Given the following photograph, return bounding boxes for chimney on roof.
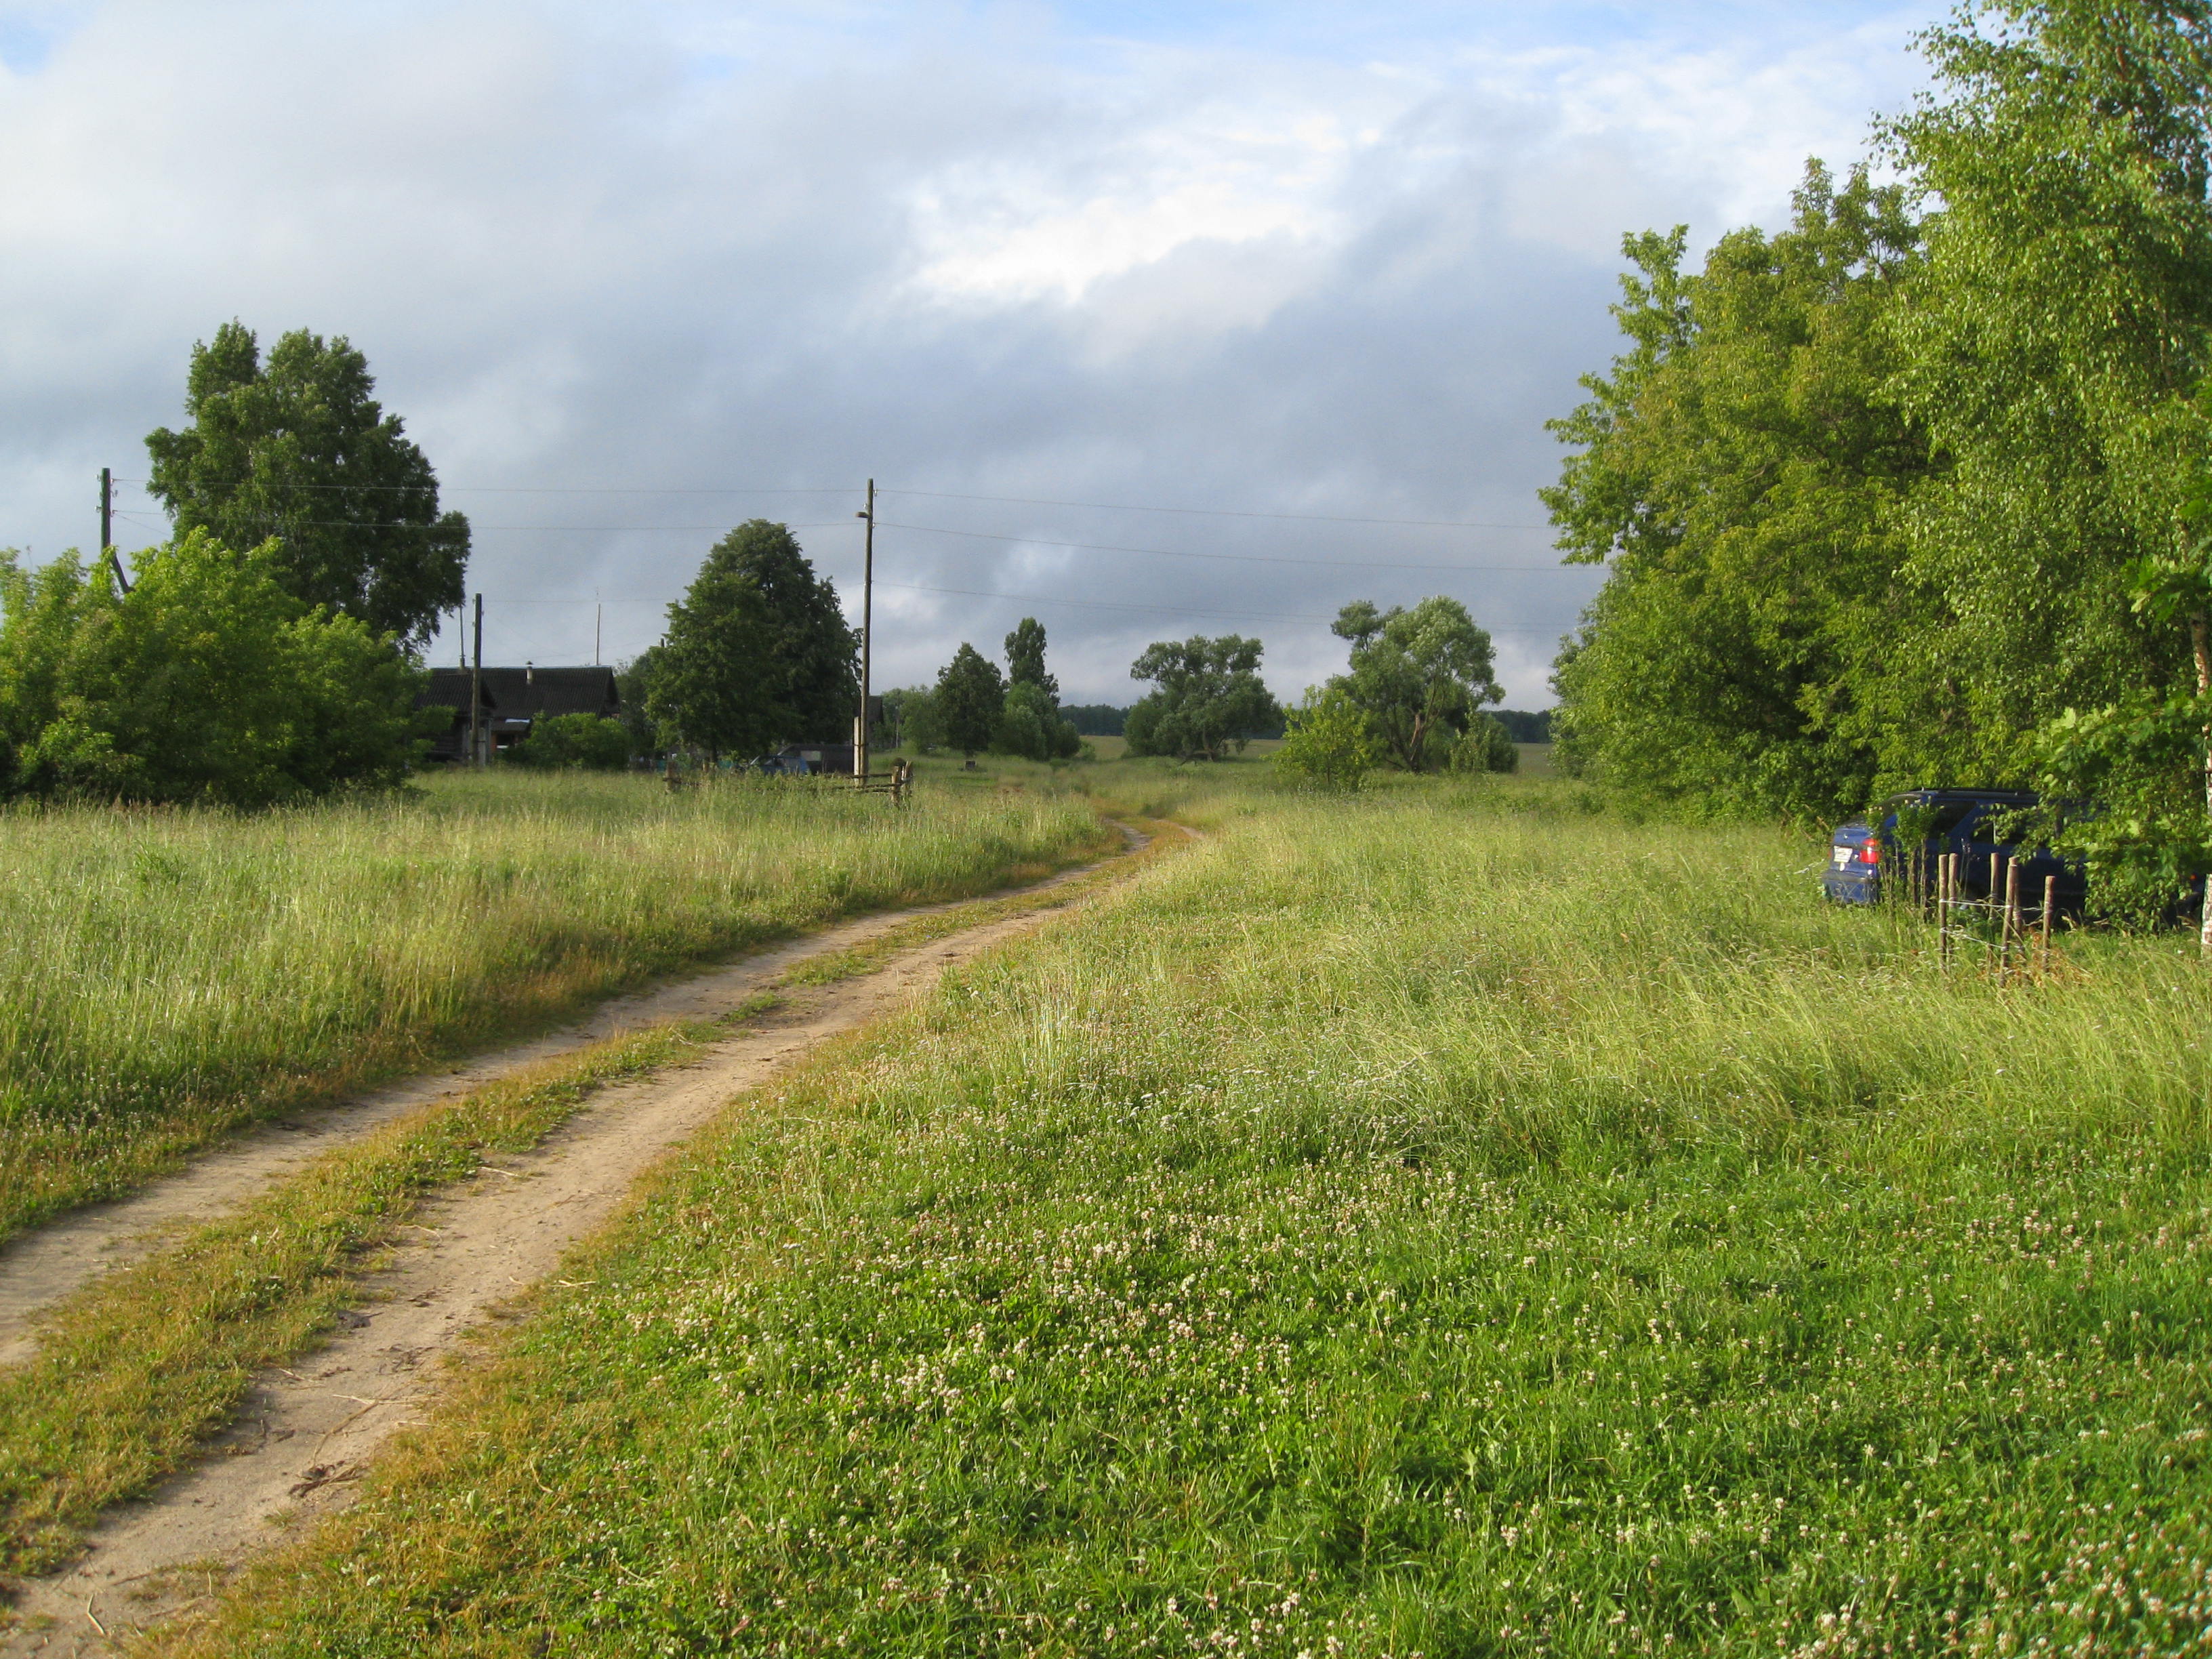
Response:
[526,661,534,686]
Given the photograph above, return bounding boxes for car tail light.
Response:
[1859,842,1881,864]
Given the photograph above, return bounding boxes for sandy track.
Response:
[0,834,1151,1656]
[0,847,1130,1368]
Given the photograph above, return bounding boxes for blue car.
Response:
[1823,789,2083,909]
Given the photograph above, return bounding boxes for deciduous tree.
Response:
[936,644,1004,756]
[1329,596,1502,773]
[1124,635,1277,761]
[146,323,469,649]
[1543,165,1926,818]
[1873,0,2212,790]
[1274,684,1376,791]
[647,522,857,760]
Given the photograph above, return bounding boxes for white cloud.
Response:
[0,0,1948,705]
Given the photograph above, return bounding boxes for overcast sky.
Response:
[0,0,1948,706]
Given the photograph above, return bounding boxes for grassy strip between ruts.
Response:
[0,1017,714,1575]
[0,817,1164,1578]
[152,780,2212,1659]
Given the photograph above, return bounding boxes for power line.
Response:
[108,478,855,497]
[121,515,857,533]
[110,475,1554,530]
[115,505,1577,575]
[880,487,1553,531]
[876,519,1579,573]
[874,578,1558,632]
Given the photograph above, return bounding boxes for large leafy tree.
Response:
[615,646,668,760]
[145,323,469,649]
[1543,164,1929,819]
[935,644,1005,756]
[0,532,428,806]
[1123,635,1278,762]
[994,618,1080,760]
[1004,617,1059,701]
[1329,596,1504,774]
[1872,0,2212,793]
[647,522,857,759]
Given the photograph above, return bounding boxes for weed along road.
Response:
[0,821,1178,1658]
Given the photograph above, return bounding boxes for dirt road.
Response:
[0,832,1154,1656]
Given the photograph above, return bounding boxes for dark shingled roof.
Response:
[423,667,619,720]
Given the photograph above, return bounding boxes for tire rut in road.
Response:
[0,882,1139,1657]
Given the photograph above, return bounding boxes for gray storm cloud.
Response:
[0,1,1942,704]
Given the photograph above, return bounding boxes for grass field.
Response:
[0,769,1111,1240]
[166,775,2212,1656]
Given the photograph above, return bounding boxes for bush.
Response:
[515,714,632,771]
[1273,685,1376,792]
[0,532,429,806]
[1448,712,1519,775]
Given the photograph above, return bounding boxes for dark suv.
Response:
[1823,789,2083,909]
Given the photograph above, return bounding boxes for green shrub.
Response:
[0,532,428,806]
[1274,683,1376,791]
[1447,710,1519,774]
[514,713,631,771]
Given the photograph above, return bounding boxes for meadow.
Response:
[168,773,2212,1656]
[0,769,1110,1237]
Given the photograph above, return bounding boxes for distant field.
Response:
[0,771,1110,1239]
[176,775,2212,1657]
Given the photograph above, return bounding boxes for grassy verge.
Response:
[0,769,1111,1239]
[164,779,2212,1657]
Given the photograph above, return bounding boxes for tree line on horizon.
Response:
[1546,0,2212,921]
[0,316,1543,800]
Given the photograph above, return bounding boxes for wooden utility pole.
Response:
[98,467,130,594]
[855,478,875,781]
[470,593,484,766]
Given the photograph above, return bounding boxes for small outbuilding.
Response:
[422,665,620,763]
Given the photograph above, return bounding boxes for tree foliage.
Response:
[991,619,1080,760]
[647,523,857,760]
[1274,684,1376,792]
[1004,617,1058,702]
[1328,596,1503,774]
[1548,0,2212,904]
[935,645,1005,756]
[1543,165,1927,818]
[145,323,469,650]
[516,713,632,771]
[1874,0,2212,788]
[880,686,946,754]
[1124,636,1279,762]
[1449,713,1520,775]
[0,533,428,806]
[615,647,668,759]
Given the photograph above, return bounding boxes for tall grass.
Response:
[0,769,1109,1237]
[169,781,2212,1656]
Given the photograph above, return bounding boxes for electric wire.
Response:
[874,519,1576,573]
[880,486,1553,531]
[110,476,1555,529]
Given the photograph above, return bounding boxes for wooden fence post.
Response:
[2003,858,2022,981]
[1940,853,1954,970]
